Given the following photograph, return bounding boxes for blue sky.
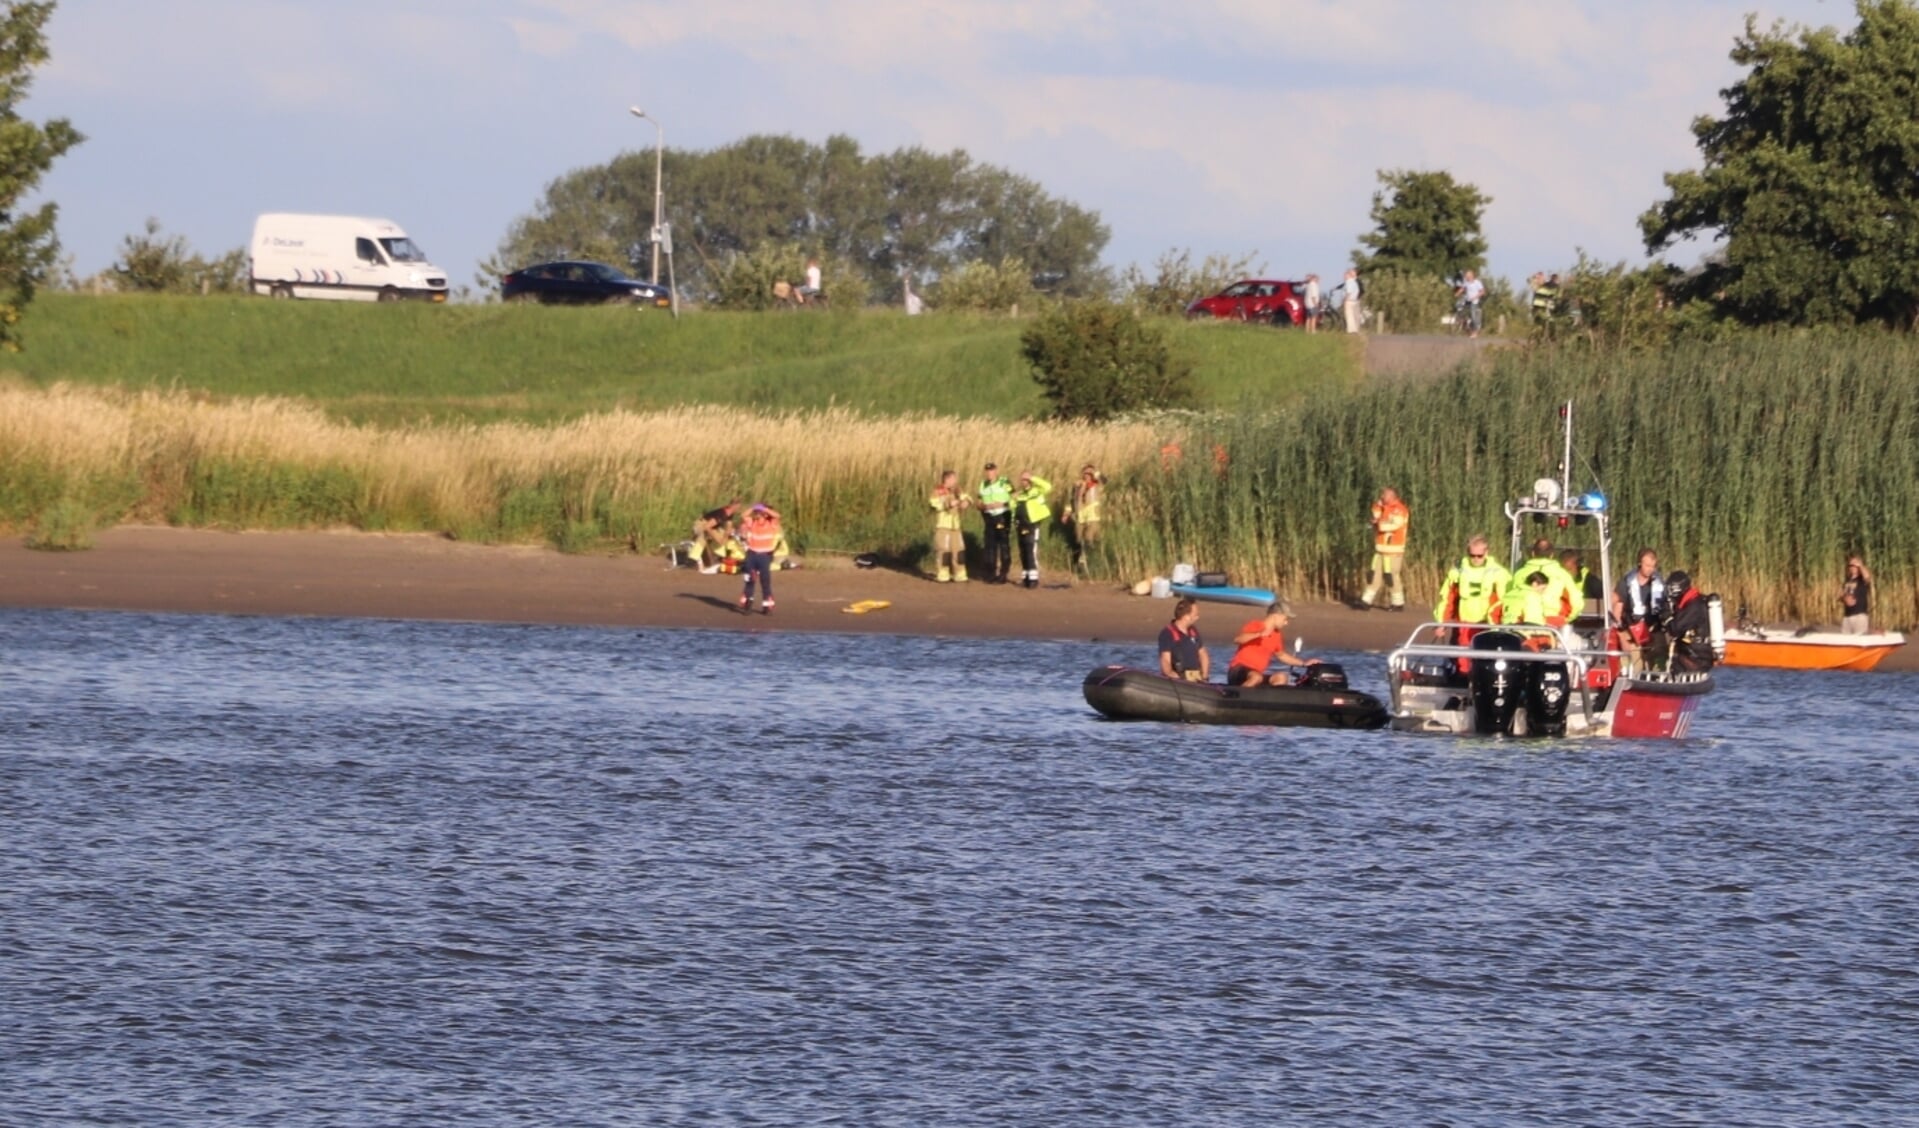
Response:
[32,0,1853,295]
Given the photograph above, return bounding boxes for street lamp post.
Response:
[629,107,664,285]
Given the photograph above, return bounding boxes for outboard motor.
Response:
[1469,631,1526,735]
[1298,663,1348,690]
[1525,661,1572,737]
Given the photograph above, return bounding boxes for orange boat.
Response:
[1720,628,1907,672]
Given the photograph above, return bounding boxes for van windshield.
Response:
[380,237,427,263]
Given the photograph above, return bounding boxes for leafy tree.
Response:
[1021,302,1196,422]
[931,255,1036,314]
[1352,169,1489,281]
[111,218,247,294]
[1118,248,1263,316]
[487,135,1110,305]
[0,2,82,350]
[708,241,869,311]
[1641,1,1919,327]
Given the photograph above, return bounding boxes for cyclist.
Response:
[1453,269,1486,338]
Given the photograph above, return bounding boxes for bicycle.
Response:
[1452,295,1482,337]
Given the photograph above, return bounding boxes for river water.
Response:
[4,608,1917,1126]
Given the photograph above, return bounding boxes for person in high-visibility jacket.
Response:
[1360,486,1409,610]
[975,462,1013,584]
[1062,463,1104,573]
[929,470,971,583]
[737,503,783,615]
[1499,568,1556,627]
[1011,470,1053,589]
[1433,534,1510,644]
[1499,538,1577,627]
[1531,273,1561,323]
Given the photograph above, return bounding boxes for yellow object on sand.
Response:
[842,600,892,615]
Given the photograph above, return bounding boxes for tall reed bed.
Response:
[0,383,1177,570]
[1148,334,1918,627]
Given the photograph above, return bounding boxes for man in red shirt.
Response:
[1227,600,1320,687]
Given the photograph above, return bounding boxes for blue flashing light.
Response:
[1581,491,1607,512]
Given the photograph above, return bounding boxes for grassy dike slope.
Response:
[0,292,1357,584]
[4,294,1360,424]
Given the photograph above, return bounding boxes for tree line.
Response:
[14,1,1919,344]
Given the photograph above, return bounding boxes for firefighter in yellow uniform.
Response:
[1360,486,1409,610]
[1433,534,1510,643]
[929,469,971,582]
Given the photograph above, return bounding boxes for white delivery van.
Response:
[249,214,449,302]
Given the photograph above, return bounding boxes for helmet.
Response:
[1666,570,1692,601]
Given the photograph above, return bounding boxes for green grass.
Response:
[2,294,1361,424]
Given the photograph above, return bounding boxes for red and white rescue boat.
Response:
[1384,401,1721,739]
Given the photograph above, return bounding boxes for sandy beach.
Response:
[3,525,1911,672]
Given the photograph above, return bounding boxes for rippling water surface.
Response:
[4,608,1918,1126]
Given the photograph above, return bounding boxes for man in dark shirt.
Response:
[695,499,740,572]
[1157,597,1209,681]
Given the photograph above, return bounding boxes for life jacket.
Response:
[1437,557,1510,624]
[1495,583,1552,626]
[743,516,781,554]
[1371,498,1409,554]
[1509,556,1575,626]
[1621,572,1666,625]
[1013,477,1053,526]
[930,486,966,530]
[1532,283,1560,315]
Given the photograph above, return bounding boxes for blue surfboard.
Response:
[1170,582,1277,607]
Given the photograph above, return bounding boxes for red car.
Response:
[1185,279,1310,325]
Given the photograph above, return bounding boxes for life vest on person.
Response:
[1532,282,1560,316]
[1620,572,1666,625]
[743,517,781,553]
[1371,498,1409,555]
[1013,477,1053,526]
[1493,582,1552,626]
[1435,557,1511,624]
[977,477,1012,516]
[1073,479,1103,524]
[930,486,966,530]
[1509,556,1575,626]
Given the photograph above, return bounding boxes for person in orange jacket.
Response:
[737,503,783,615]
[1360,486,1409,610]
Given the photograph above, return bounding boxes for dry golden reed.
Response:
[0,383,1175,547]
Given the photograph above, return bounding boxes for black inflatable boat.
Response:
[1082,664,1389,729]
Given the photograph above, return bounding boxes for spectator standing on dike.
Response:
[1341,268,1363,333]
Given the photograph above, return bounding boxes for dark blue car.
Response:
[501,261,672,307]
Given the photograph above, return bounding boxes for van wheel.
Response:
[270,285,292,300]
[377,288,401,303]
